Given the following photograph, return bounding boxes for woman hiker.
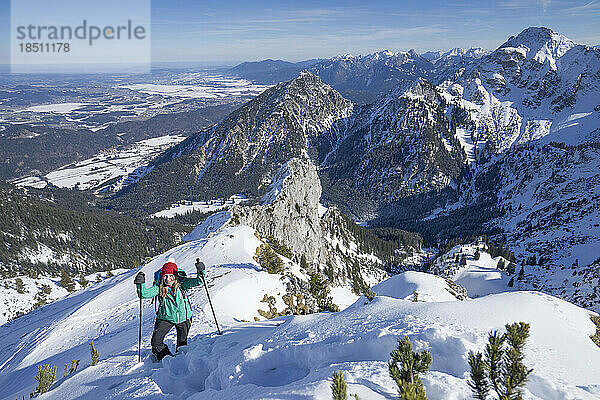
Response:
[134,257,206,361]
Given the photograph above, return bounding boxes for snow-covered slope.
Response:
[430,242,516,298]
[0,270,126,325]
[0,220,600,400]
[1,223,599,400]
[13,135,185,192]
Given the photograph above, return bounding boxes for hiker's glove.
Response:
[134,272,145,285]
[195,259,206,277]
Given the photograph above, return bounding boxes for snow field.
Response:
[1,225,599,399]
[153,195,248,219]
[0,269,126,325]
[131,289,600,399]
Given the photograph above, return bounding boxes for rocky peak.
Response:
[498,27,576,68]
[232,157,324,262]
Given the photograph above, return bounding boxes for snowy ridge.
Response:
[1,225,598,400]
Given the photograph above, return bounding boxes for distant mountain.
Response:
[308,50,435,104]
[420,50,442,61]
[430,47,490,83]
[422,47,488,65]
[228,59,323,85]
[230,50,435,104]
[440,47,488,60]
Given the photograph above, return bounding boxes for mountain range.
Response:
[108,26,600,311]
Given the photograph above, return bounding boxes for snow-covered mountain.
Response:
[229,49,435,104]
[109,72,354,216]
[308,49,435,104]
[446,27,600,146]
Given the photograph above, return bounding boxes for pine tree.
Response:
[300,254,309,270]
[468,322,532,400]
[331,371,347,400]
[497,259,505,271]
[89,341,100,366]
[34,364,57,395]
[388,337,432,400]
[79,274,88,288]
[60,270,75,293]
[255,244,284,274]
[507,262,516,275]
[474,249,481,261]
[15,277,26,294]
[308,271,339,312]
[460,254,467,266]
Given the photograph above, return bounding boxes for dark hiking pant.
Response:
[151,318,191,360]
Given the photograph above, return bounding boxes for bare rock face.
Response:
[232,157,324,262]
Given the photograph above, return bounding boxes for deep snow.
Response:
[0,225,599,400]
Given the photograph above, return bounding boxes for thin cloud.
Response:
[499,0,552,10]
[564,0,600,14]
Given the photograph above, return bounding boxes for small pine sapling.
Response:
[60,270,75,293]
[15,278,26,294]
[590,315,600,348]
[468,322,533,400]
[257,294,280,319]
[331,371,347,400]
[388,336,432,400]
[467,352,489,400]
[89,341,100,366]
[69,359,79,374]
[412,291,419,302]
[363,286,376,302]
[34,364,56,395]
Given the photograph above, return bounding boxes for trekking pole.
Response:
[196,258,222,335]
[138,295,142,362]
[134,271,146,362]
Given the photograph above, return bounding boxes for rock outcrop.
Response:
[232,157,324,262]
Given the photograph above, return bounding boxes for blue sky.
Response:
[2,0,599,66]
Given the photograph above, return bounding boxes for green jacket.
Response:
[137,276,203,324]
